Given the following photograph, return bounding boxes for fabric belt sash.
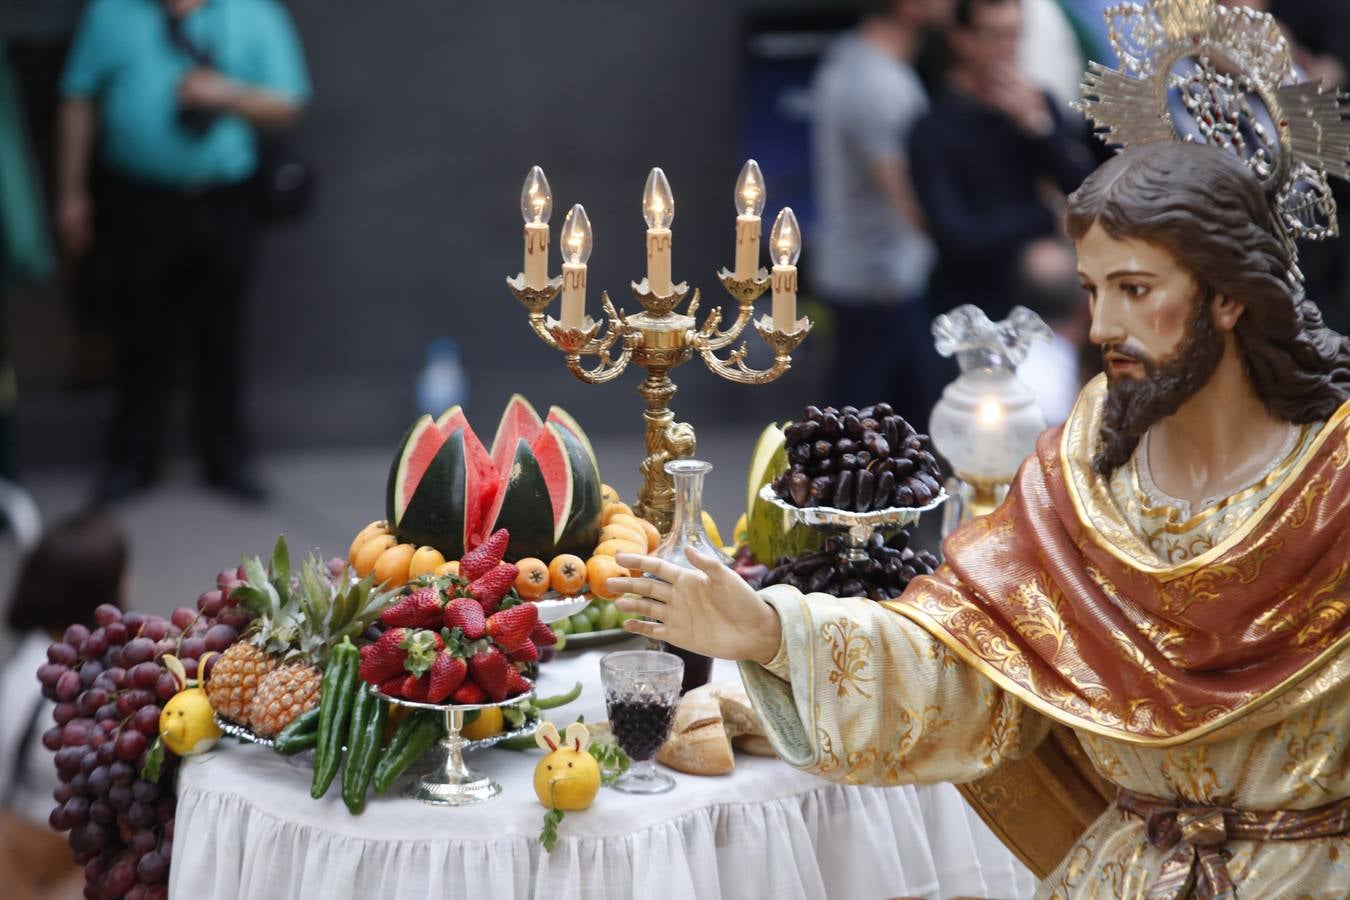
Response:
[1115,788,1350,899]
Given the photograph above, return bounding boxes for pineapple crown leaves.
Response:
[231,535,401,666]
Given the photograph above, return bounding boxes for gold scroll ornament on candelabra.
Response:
[507,163,811,532]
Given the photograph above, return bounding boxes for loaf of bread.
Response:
[655,682,775,775]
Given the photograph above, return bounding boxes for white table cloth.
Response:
[172,639,1037,899]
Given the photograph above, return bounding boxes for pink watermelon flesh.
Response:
[545,406,596,464]
[490,394,543,477]
[393,416,449,525]
[436,405,467,435]
[529,423,576,544]
[460,424,499,551]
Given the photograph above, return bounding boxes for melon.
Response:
[745,422,826,564]
[387,398,603,562]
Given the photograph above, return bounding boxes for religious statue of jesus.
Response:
[607,4,1350,893]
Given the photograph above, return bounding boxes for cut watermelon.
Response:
[388,398,604,562]
[386,416,449,526]
[397,429,469,557]
[479,437,555,560]
[489,394,543,477]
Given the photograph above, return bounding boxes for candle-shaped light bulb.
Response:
[734,159,766,217]
[770,207,802,267]
[560,204,592,266]
[558,203,591,330]
[769,207,801,331]
[642,167,675,229]
[520,165,553,225]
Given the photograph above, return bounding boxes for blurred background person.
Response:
[910,0,1095,323]
[0,509,127,900]
[57,0,310,505]
[810,0,950,431]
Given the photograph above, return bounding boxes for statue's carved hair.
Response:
[1065,141,1350,426]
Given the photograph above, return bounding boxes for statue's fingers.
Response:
[615,553,688,585]
[615,596,665,622]
[684,544,726,577]
[621,617,663,640]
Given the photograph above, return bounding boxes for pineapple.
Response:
[207,536,398,735]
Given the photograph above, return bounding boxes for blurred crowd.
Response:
[810,0,1350,431]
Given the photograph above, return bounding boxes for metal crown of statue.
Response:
[1078,0,1350,268]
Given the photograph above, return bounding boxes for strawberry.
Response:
[468,647,511,702]
[402,672,430,702]
[359,641,407,685]
[468,563,518,613]
[531,619,557,647]
[376,674,406,698]
[399,629,445,676]
[450,680,486,705]
[426,652,467,704]
[508,639,538,663]
[460,529,509,581]
[504,666,533,698]
[486,603,538,651]
[443,597,486,640]
[380,587,444,629]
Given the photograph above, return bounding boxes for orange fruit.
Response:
[601,502,634,525]
[514,558,550,599]
[374,543,416,588]
[548,554,587,596]
[349,520,389,565]
[408,546,446,580]
[593,538,645,559]
[601,483,622,506]
[586,555,628,601]
[353,534,398,577]
[599,523,647,549]
[434,560,461,577]
[634,518,661,551]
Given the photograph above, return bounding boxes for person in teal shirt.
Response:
[57,0,310,503]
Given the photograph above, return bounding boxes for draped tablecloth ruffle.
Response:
[170,650,1036,900]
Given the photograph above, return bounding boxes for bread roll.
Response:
[656,688,734,775]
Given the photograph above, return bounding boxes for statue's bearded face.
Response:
[1076,224,1227,470]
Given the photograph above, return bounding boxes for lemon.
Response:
[534,747,601,811]
[159,687,222,756]
[701,511,724,550]
[461,707,504,741]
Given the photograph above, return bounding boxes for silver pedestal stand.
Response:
[757,483,948,561]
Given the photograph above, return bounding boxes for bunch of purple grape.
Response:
[35,566,255,900]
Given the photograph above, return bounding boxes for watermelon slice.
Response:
[489,394,543,477]
[549,423,602,556]
[396,429,469,557]
[459,426,499,551]
[545,406,596,464]
[436,404,467,435]
[386,416,449,526]
[479,437,555,560]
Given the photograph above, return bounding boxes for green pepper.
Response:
[373,712,442,795]
[342,691,388,814]
[497,732,542,752]
[311,637,359,799]
[273,707,321,755]
[535,681,582,710]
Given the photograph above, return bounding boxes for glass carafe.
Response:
[650,459,731,694]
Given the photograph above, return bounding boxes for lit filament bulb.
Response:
[642,167,675,229]
[560,204,593,266]
[520,165,553,225]
[734,159,766,217]
[770,207,801,267]
[976,396,1005,428]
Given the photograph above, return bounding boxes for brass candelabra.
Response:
[506,270,810,531]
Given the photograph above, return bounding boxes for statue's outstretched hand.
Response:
[610,548,782,665]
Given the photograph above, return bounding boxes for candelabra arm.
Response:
[526,313,562,350]
[565,331,638,384]
[693,298,755,351]
[693,314,812,386]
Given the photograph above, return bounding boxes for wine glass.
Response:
[600,650,683,794]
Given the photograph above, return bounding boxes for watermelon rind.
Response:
[396,429,470,558]
[545,406,596,465]
[551,423,602,557]
[435,404,466,434]
[387,415,448,526]
[489,394,543,477]
[529,423,575,546]
[385,419,419,527]
[483,437,555,561]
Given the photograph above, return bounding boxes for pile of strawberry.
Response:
[357,530,556,704]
